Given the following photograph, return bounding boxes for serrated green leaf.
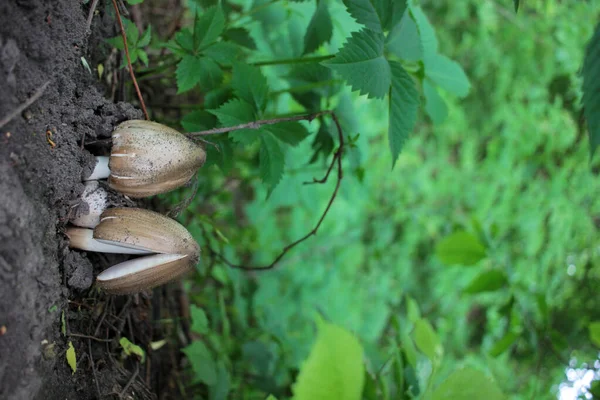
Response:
[430,368,504,400]
[323,29,391,99]
[190,305,209,334]
[414,319,442,363]
[489,332,519,357]
[292,321,364,400]
[209,99,260,145]
[304,0,333,54]
[260,134,285,194]
[203,42,241,66]
[386,9,422,61]
[197,57,223,91]
[583,23,600,157]
[435,231,487,266]
[463,270,508,294]
[66,341,76,374]
[194,5,226,51]
[223,28,257,50]
[183,340,217,385]
[138,26,152,47]
[209,361,231,400]
[409,5,437,61]
[120,337,146,363]
[343,0,406,33]
[426,54,470,98]
[175,29,194,52]
[182,110,217,132]
[589,321,600,347]
[176,55,203,93]
[232,63,269,113]
[388,61,419,167]
[125,18,139,45]
[265,121,310,146]
[423,80,448,124]
[138,50,148,66]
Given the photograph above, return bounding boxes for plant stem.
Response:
[251,54,335,67]
[270,79,342,96]
[111,0,149,120]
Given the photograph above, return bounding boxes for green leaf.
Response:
[126,0,144,4]
[137,50,149,66]
[513,0,519,12]
[182,341,217,385]
[425,54,471,98]
[174,29,194,53]
[343,0,406,33]
[209,99,260,145]
[423,80,448,124]
[176,55,203,93]
[435,231,487,266]
[124,18,139,45]
[138,26,152,47]
[463,270,508,294]
[589,321,600,347]
[66,341,77,375]
[400,329,418,368]
[197,57,223,91]
[182,110,217,132]
[232,63,269,113]
[388,61,419,167]
[190,305,209,334]
[265,121,310,146]
[292,321,365,400]
[260,134,285,194]
[386,10,422,62]
[223,28,257,50]
[409,5,437,61]
[414,319,442,363]
[429,368,504,400]
[203,42,241,66]
[583,23,600,156]
[120,337,146,363]
[406,295,421,323]
[323,29,391,99]
[304,0,333,54]
[489,332,519,357]
[209,361,231,400]
[194,5,226,51]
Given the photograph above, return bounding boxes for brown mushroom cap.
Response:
[109,120,206,198]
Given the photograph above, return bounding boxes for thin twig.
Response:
[0,81,50,129]
[110,0,149,120]
[88,339,102,399]
[85,0,100,33]
[120,362,140,398]
[69,332,114,343]
[194,111,344,271]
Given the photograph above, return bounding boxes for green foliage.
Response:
[304,0,333,54]
[463,269,508,294]
[429,368,504,400]
[435,231,487,266]
[66,341,76,375]
[583,22,600,156]
[292,320,365,400]
[182,340,218,385]
[589,322,600,347]
[106,19,151,66]
[119,337,146,363]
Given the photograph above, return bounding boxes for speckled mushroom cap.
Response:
[93,207,201,294]
[108,120,206,198]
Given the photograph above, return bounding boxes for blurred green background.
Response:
[152,0,600,398]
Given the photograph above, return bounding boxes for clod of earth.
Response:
[67,207,201,295]
[69,180,108,228]
[86,120,206,198]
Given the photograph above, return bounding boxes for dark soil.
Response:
[0,1,178,399]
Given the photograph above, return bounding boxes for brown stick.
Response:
[110,0,149,120]
[193,111,345,271]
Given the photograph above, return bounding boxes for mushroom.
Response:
[66,207,200,294]
[86,120,206,198]
[70,181,108,228]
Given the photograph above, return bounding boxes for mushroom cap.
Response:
[92,207,201,294]
[108,120,206,198]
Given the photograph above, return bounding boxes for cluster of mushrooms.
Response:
[66,120,206,295]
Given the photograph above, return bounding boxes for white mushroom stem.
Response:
[66,227,153,254]
[86,156,110,180]
[97,253,187,282]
